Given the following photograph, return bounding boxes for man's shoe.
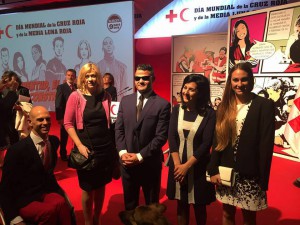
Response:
[61,155,68,161]
[293,177,300,188]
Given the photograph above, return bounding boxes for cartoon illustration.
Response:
[209,47,227,84]
[176,47,194,73]
[229,20,258,69]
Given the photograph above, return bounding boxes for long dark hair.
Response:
[180,74,212,116]
[13,52,28,80]
[231,20,251,48]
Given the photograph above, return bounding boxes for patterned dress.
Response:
[216,101,267,211]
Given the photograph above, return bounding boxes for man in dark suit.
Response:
[115,64,171,210]
[55,69,76,161]
[0,106,71,225]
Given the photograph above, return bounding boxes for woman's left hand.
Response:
[77,144,90,158]
[174,163,189,183]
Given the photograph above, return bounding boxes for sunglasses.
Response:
[134,76,151,81]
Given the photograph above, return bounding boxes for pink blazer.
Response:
[64,89,111,131]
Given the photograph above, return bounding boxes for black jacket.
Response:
[207,95,275,191]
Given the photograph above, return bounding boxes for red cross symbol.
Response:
[288,97,300,133]
[0,28,4,39]
[166,10,177,22]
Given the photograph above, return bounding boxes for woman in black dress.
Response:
[167,74,216,225]
[64,63,114,225]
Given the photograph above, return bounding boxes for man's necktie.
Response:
[42,140,51,170]
[136,94,144,121]
[70,84,74,91]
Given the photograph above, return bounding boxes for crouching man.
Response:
[0,106,71,225]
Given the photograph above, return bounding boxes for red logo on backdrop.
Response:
[288,97,300,133]
[111,103,118,115]
[166,8,189,23]
[0,25,13,39]
[107,14,122,33]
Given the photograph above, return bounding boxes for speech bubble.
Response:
[250,41,276,60]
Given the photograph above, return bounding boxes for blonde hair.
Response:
[77,63,103,94]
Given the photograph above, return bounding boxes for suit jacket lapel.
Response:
[63,82,72,95]
[25,136,44,166]
[135,92,156,127]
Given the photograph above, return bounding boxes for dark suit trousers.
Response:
[60,125,68,156]
[19,192,71,225]
[121,163,162,210]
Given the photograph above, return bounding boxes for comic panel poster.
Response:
[228,2,300,160]
[172,33,227,110]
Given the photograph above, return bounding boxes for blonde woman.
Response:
[207,63,275,225]
[64,63,114,225]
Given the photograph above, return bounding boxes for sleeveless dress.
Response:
[76,93,114,191]
[216,101,267,211]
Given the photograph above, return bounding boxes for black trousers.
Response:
[121,163,162,210]
[60,125,68,156]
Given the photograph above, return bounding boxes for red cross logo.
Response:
[0,28,4,39]
[166,10,177,22]
[288,97,300,133]
[0,25,13,39]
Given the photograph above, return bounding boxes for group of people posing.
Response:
[0,61,275,225]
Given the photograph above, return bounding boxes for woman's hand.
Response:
[174,163,189,183]
[210,174,222,186]
[13,104,22,110]
[77,144,90,158]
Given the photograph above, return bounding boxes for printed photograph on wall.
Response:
[0,2,134,111]
[172,33,228,85]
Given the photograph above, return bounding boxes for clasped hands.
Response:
[173,164,189,183]
[121,153,140,167]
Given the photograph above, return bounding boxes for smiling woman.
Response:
[64,62,115,225]
[207,63,275,225]
[167,74,216,225]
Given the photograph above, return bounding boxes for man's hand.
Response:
[121,153,140,167]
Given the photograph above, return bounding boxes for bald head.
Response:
[29,106,51,139]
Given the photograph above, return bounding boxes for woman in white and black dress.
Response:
[64,63,114,225]
[207,63,275,225]
[167,74,216,225]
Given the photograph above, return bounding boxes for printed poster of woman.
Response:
[229,13,267,73]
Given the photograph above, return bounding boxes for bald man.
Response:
[0,106,71,225]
